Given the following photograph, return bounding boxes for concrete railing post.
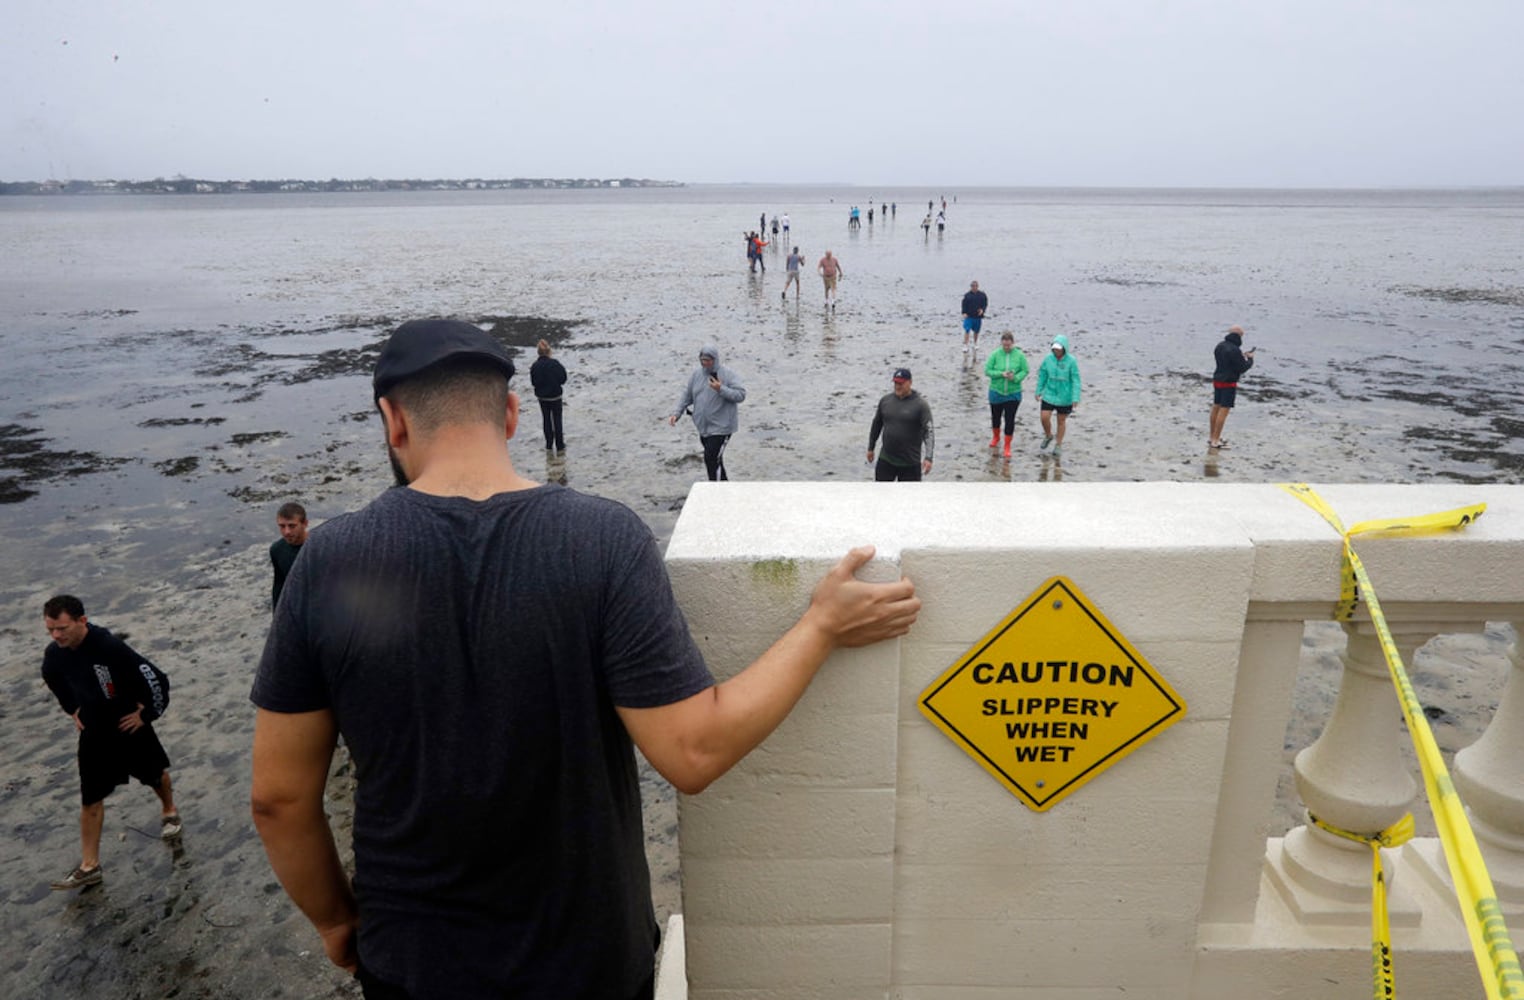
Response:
[1453,623,1524,910]
[1267,622,1431,923]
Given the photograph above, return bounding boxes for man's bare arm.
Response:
[618,546,919,794]
[250,707,359,972]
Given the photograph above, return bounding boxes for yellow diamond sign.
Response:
[919,576,1185,811]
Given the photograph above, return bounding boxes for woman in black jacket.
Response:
[529,339,568,453]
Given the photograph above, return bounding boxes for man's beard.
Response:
[388,446,410,487]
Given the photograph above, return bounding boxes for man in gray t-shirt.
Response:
[251,319,921,1000]
[782,246,805,300]
[867,367,935,482]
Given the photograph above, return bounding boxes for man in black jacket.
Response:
[961,280,988,356]
[1209,325,1256,449]
[41,594,180,890]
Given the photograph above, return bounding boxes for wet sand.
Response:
[2,187,1521,996]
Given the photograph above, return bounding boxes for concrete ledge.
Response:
[665,483,1524,998]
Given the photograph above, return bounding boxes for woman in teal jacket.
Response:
[983,331,1029,457]
[1035,333,1081,457]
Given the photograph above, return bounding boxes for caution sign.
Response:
[918,576,1185,811]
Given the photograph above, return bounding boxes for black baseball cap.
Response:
[373,319,516,400]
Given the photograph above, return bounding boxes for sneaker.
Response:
[161,812,183,839]
[51,865,102,890]
[1040,434,1053,451]
[1052,445,1062,458]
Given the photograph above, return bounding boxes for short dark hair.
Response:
[44,594,85,619]
[385,358,511,434]
[277,502,307,521]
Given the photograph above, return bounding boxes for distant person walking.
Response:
[984,332,1029,458]
[668,345,746,481]
[745,231,767,272]
[961,280,988,356]
[936,210,946,234]
[867,368,935,482]
[270,501,308,610]
[1036,334,1082,458]
[921,213,932,237]
[782,246,805,300]
[42,595,180,891]
[1209,325,1256,449]
[818,250,844,309]
[530,339,568,453]
[781,213,790,239]
[771,216,780,242]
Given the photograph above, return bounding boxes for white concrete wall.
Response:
[663,483,1524,1000]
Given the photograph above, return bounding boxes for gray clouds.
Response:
[5,0,1521,186]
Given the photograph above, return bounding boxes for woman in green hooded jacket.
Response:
[983,331,1029,457]
[1035,333,1081,456]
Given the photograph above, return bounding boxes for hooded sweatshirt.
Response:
[672,345,747,437]
[1212,330,1255,385]
[984,344,1029,402]
[1036,334,1082,407]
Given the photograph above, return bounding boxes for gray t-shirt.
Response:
[252,484,713,998]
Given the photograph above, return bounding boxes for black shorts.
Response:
[1213,385,1238,408]
[79,724,170,805]
[1040,401,1073,415]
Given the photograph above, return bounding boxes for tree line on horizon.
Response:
[0,176,681,195]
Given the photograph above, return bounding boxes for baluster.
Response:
[1266,622,1431,923]
[1451,622,1524,910]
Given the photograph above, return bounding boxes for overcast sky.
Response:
[6,0,1521,187]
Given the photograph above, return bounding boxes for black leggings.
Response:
[990,398,1021,435]
[701,434,730,481]
[538,399,564,451]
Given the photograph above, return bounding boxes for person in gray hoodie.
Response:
[668,345,747,481]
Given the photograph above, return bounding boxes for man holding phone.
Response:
[1209,325,1256,449]
[669,345,747,481]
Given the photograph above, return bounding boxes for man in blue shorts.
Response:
[1209,325,1255,448]
[961,280,988,356]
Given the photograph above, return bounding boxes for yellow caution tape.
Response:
[1312,813,1414,999]
[1281,484,1521,1000]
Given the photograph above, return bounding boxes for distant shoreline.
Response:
[0,176,684,196]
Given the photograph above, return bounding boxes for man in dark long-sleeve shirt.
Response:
[961,280,988,356]
[41,594,180,890]
[867,368,935,482]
